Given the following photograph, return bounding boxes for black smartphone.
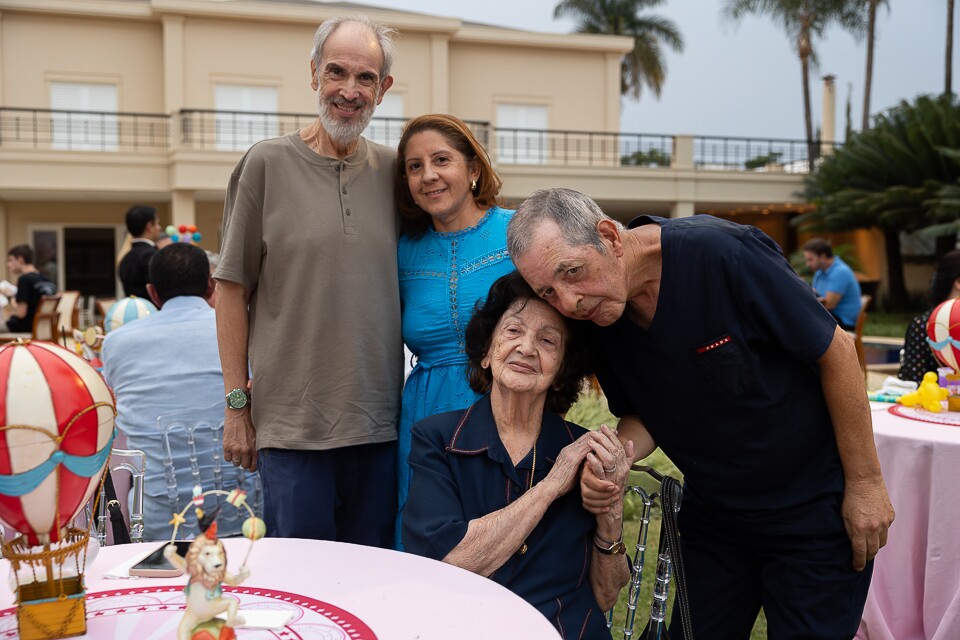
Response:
[128,540,192,578]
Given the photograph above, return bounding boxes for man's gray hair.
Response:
[508,188,623,259]
[310,15,397,82]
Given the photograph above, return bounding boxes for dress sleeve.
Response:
[898,312,938,384]
[401,420,469,561]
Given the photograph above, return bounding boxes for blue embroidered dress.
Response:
[396,206,515,545]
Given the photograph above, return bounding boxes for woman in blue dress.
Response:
[395,114,515,546]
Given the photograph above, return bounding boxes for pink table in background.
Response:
[857,403,960,640]
[0,537,561,639]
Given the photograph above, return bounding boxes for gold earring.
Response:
[471,178,478,192]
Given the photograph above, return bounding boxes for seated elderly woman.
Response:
[402,271,633,637]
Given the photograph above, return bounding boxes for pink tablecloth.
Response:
[856,403,960,640]
[0,537,561,639]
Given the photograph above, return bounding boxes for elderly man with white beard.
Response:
[214,15,403,546]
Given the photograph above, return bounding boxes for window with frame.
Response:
[495,104,548,164]
[50,82,119,151]
[214,85,279,151]
[363,93,404,147]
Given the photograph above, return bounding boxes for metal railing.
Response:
[0,106,835,174]
[0,107,170,152]
[493,127,673,168]
[694,135,840,173]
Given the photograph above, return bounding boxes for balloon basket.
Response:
[3,528,90,639]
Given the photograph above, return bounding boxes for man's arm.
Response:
[820,291,843,310]
[215,280,258,472]
[818,325,894,570]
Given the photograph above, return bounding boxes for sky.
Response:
[354,0,958,142]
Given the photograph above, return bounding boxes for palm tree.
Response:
[554,0,685,100]
[861,0,889,131]
[723,0,865,166]
[947,0,955,95]
[799,95,960,309]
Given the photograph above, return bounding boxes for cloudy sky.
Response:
[356,0,957,142]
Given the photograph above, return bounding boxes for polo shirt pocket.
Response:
[693,334,757,400]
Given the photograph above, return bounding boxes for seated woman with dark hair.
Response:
[403,271,643,638]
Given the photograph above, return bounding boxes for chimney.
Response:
[821,74,836,156]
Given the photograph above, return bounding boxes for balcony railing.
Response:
[694,135,839,174]
[0,107,169,152]
[0,107,838,173]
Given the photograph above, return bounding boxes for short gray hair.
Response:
[310,15,397,82]
[508,188,622,259]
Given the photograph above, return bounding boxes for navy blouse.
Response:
[402,395,610,639]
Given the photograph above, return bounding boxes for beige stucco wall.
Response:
[1,12,163,111]
[182,17,314,112]
[449,41,616,130]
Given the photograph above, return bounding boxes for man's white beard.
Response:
[318,92,378,147]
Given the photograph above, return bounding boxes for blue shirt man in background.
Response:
[102,243,258,540]
[804,238,862,330]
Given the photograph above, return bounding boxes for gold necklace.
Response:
[517,432,539,555]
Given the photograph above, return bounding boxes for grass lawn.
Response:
[864,311,914,338]
[566,392,768,639]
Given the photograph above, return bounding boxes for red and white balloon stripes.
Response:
[0,341,115,546]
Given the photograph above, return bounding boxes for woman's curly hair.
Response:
[465,271,592,414]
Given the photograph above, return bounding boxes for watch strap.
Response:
[593,532,626,555]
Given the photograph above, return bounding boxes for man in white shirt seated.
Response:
[102,244,259,540]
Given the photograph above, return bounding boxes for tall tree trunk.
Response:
[883,228,908,310]
[801,52,817,170]
[862,0,877,130]
[948,0,956,96]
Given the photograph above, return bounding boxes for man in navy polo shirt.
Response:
[508,188,894,640]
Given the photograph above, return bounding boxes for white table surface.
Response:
[0,537,561,640]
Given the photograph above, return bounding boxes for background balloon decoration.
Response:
[104,296,157,333]
[164,224,202,244]
[0,340,116,639]
[926,298,960,372]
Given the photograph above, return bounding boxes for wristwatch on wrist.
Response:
[225,388,249,410]
[593,533,626,555]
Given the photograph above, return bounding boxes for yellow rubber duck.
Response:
[897,371,949,412]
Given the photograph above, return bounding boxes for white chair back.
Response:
[154,401,261,539]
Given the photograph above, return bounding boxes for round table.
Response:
[0,537,561,639]
[856,403,960,640]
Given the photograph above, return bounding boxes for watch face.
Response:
[227,389,248,409]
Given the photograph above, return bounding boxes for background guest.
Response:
[394,114,515,547]
[803,238,862,330]
[403,272,634,637]
[2,244,57,333]
[118,205,161,299]
[899,249,960,384]
[102,244,258,540]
